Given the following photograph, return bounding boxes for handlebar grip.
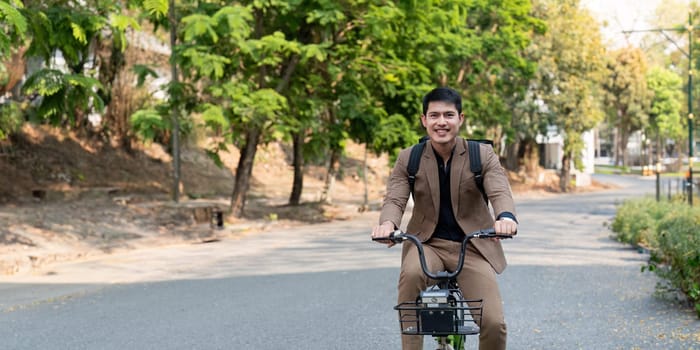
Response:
[469,228,516,239]
[372,230,405,244]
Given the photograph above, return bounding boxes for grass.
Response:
[595,164,684,178]
[595,164,637,175]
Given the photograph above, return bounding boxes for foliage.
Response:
[612,197,700,316]
[371,113,417,164]
[531,0,607,189]
[646,66,684,142]
[0,100,22,140]
[655,208,700,316]
[611,197,676,248]
[603,47,651,166]
[19,0,140,128]
[130,108,166,143]
[24,4,106,70]
[130,103,193,144]
[21,69,104,125]
[330,0,542,160]
[0,0,27,58]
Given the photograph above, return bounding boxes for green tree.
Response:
[604,47,651,167]
[165,2,329,216]
[0,0,28,140]
[274,0,346,206]
[337,0,542,154]
[307,0,542,203]
[20,0,140,131]
[534,0,607,191]
[646,66,684,164]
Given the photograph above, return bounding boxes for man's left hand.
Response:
[494,218,517,237]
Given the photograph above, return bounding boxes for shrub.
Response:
[0,101,23,140]
[656,209,700,316]
[612,197,700,316]
[611,197,675,249]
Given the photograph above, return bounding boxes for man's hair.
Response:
[422,87,462,115]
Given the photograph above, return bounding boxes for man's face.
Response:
[421,101,464,145]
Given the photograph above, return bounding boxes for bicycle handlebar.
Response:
[372,228,513,281]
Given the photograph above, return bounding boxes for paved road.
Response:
[1,174,699,349]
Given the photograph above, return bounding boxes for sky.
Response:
[582,0,675,48]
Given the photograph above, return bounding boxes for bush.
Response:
[612,197,700,316]
[656,209,700,315]
[611,197,675,249]
[0,101,23,140]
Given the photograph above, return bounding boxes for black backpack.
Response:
[407,137,493,204]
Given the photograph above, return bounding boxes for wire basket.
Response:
[394,298,483,336]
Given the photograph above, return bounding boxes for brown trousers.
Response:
[398,238,507,350]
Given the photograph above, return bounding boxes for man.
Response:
[371,87,518,350]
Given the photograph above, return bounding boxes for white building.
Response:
[536,126,595,187]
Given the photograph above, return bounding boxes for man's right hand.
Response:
[371,221,396,247]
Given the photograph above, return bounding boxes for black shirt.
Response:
[432,148,465,241]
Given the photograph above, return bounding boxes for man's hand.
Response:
[494,218,517,236]
[371,221,396,247]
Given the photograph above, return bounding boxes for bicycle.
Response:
[373,228,513,350]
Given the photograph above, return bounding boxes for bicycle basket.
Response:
[394,298,483,336]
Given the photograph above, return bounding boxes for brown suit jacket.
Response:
[379,137,516,273]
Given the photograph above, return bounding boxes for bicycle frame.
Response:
[374,228,513,350]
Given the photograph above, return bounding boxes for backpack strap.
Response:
[467,140,489,204]
[407,138,428,198]
[408,137,490,204]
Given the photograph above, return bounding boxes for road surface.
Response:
[1,174,698,349]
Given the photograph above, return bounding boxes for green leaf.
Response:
[182,14,219,43]
[143,0,168,19]
[70,22,87,44]
[0,0,27,36]
[300,43,327,63]
[132,64,159,87]
[200,104,230,129]
[22,69,65,97]
[211,5,252,42]
[130,108,167,142]
[181,47,230,79]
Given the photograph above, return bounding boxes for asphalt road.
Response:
[1,174,699,349]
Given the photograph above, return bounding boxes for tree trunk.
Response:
[504,140,520,172]
[0,46,27,97]
[522,138,539,175]
[168,0,181,202]
[289,131,304,205]
[613,127,620,166]
[229,9,300,216]
[619,129,630,167]
[559,150,571,192]
[97,34,130,150]
[656,134,662,166]
[362,143,369,210]
[231,127,261,217]
[320,148,340,204]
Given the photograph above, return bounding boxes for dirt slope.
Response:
[0,125,391,274]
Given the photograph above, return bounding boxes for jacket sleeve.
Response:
[481,144,517,220]
[378,147,412,228]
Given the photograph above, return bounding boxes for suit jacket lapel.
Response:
[424,142,440,218]
[451,138,467,215]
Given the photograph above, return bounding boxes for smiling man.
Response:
[371,87,518,350]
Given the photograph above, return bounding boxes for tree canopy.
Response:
[1,0,695,213]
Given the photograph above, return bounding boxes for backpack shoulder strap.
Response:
[407,137,428,198]
[467,139,488,204]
